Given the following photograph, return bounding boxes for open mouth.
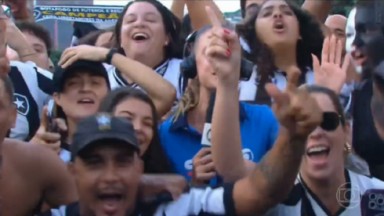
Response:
[132,32,149,41]
[306,145,330,158]
[97,193,125,213]
[273,21,285,32]
[77,98,95,105]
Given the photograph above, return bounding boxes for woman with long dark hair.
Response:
[99,87,173,173]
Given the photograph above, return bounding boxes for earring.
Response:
[344,142,352,154]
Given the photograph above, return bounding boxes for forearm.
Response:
[301,0,332,23]
[211,84,246,182]
[111,54,176,116]
[185,0,224,30]
[233,129,305,215]
[171,0,185,21]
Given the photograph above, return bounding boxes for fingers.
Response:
[311,54,320,72]
[55,118,68,131]
[195,171,216,181]
[206,6,221,28]
[194,147,211,158]
[40,106,49,130]
[265,83,286,106]
[322,36,330,63]
[335,37,343,66]
[329,35,336,64]
[39,132,61,143]
[286,66,301,92]
[59,48,77,68]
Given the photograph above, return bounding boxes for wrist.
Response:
[104,48,118,64]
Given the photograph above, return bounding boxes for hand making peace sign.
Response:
[265,67,322,139]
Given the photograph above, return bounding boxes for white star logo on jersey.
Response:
[97,115,111,131]
[13,93,29,116]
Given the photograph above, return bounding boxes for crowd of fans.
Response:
[0,0,384,215]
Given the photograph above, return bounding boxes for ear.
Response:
[344,120,352,144]
[53,92,62,107]
[164,34,170,46]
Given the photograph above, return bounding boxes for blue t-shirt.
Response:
[159,102,279,184]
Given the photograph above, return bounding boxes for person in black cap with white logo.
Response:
[41,97,322,216]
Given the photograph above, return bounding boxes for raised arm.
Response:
[58,46,176,117]
[185,0,225,30]
[301,0,333,23]
[203,8,322,213]
[171,0,186,21]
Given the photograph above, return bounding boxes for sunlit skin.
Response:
[113,98,154,156]
[54,72,109,122]
[69,143,143,216]
[325,15,347,39]
[120,2,169,68]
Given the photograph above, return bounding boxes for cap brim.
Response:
[72,132,139,160]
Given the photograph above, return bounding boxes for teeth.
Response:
[308,146,328,154]
[133,33,148,39]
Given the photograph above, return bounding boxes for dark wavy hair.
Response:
[237,0,323,86]
[114,0,182,59]
[98,87,173,174]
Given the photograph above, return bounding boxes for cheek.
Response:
[255,21,270,42]
[120,25,131,44]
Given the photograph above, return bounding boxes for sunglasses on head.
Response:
[320,112,342,131]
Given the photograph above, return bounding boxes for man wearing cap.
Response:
[40,106,320,216]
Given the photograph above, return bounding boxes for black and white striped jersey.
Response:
[264,170,384,216]
[8,61,53,141]
[104,58,183,99]
[40,184,236,216]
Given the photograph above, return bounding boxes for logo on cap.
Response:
[96,114,111,131]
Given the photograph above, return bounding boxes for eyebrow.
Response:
[261,4,289,12]
[119,110,153,121]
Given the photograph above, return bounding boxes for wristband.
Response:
[105,48,118,64]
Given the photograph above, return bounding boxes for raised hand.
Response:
[204,6,241,88]
[59,45,109,68]
[312,35,350,94]
[266,67,322,139]
[30,106,67,154]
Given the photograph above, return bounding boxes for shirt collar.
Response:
[170,103,248,131]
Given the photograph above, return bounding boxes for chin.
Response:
[305,169,333,182]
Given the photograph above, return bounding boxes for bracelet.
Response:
[105,48,118,64]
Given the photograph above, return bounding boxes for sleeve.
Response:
[154,184,237,216]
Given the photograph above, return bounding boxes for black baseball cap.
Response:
[53,60,110,92]
[71,113,139,161]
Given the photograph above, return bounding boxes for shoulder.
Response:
[10,61,53,80]
[168,58,182,64]
[349,170,384,190]
[241,102,276,121]
[4,139,67,177]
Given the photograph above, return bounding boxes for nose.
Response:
[132,17,145,28]
[308,127,326,140]
[132,119,143,134]
[101,162,119,184]
[273,9,282,19]
[80,81,93,92]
